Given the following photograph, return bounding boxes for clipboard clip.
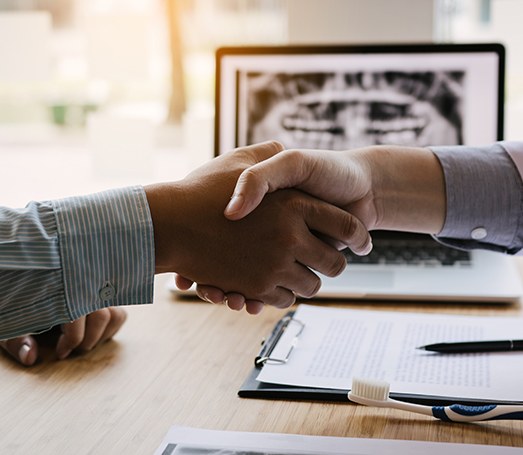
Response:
[255,315,305,367]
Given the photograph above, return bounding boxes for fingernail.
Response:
[18,343,31,364]
[225,194,244,215]
[362,241,373,256]
[223,297,230,308]
[202,292,213,304]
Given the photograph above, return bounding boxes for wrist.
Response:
[366,146,446,234]
[144,182,185,274]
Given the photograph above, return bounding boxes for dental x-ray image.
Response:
[239,70,465,150]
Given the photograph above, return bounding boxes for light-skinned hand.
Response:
[0,307,127,366]
[222,146,445,232]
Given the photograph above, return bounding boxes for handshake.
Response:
[1,140,447,365]
[151,140,374,314]
[150,140,445,313]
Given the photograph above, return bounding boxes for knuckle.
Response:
[268,140,285,152]
[283,148,301,160]
[275,292,296,309]
[341,214,359,239]
[239,167,263,188]
[65,331,84,348]
[326,253,347,277]
[261,289,294,309]
[271,228,299,253]
[341,216,370,255]
[284,232,301,251]
[91,308,111,326]
[271,191,306,217]
[284,149,310,176]
[356,236,370,254]
[302,276,322,298]
[275,228,303,249]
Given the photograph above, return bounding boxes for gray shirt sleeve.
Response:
[430,143,523,254]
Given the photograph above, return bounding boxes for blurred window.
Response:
[2,0,521,142]
[436,0,523,140]
[0,0,286,136]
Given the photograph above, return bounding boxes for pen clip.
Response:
[255,315,305,367]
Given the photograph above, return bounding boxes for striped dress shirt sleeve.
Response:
[0,185,155,340]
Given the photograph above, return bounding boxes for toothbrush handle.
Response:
[432,404,523,422]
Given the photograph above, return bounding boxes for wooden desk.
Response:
[1,273,523,454]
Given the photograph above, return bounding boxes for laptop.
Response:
[211,43,522,303]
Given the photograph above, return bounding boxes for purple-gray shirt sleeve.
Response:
[430,142,523,254]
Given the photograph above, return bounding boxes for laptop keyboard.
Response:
[343,239,472,267]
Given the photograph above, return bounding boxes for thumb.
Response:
[0,335,39,366]
[224,150,311,220]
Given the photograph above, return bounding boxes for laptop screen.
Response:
[215,43,504,156]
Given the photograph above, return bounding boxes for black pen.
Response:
[417,339,523,353]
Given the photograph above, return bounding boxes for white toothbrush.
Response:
[348,377,523,422]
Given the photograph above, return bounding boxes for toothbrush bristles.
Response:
[351,377,390,401]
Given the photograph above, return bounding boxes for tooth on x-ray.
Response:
[241,70,464,151]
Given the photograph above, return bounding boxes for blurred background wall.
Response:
[0,0,521,162]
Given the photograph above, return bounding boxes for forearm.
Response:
[0,186,155,339]
[346,143,523,253]
[361,146,446,234]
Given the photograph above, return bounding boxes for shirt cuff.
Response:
[52,186,155,320]
[430,143,523,254]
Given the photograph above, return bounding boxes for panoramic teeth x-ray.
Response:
[240,70,464,150]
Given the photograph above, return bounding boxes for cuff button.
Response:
[99,282,116,301]
[471,227,487,240]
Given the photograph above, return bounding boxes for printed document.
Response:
[256,305,523,402]
[155,425,523,455]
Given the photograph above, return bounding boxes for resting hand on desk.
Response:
[149,141,371,314]
[0,307,126,366]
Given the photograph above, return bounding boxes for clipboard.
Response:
[238,312,523,406]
